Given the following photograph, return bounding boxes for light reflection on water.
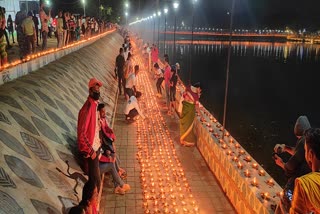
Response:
[162,41,320,62]
[160,40,320,186]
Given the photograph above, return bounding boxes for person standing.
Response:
[151,44,159,66]
[169,65,178,116]
[21,11,36,55]
[163,58,171,111]
[0,7,8,66]
[115,47,126,95]
[15,10,27,59]
[180,82,201,147]
[6,14,14,44]
[77,78,103,191]
[39,2,51,50]
[56,11,64,48]
[153,63,164,97]
[289,128,320,213]
[32,10,39,46]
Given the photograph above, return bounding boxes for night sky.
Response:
[51,0,320,30]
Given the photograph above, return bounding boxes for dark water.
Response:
[161,41,320,186]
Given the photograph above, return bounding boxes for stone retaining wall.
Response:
[0,30,115,86]
[0,32,122,213]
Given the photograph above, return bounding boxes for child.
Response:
[98,103,126,178]
[153,63,164,97]
[169,65,178,116]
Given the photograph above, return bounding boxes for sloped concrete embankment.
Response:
[0,32,122,213]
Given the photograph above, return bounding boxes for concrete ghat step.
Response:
[0,32,122,213]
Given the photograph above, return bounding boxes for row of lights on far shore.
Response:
[128,1,181,26]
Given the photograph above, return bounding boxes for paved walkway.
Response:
[5,36,60,63]
[99,49,237,214]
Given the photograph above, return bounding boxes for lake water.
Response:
[160,40,320,186]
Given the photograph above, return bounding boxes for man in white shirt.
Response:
[124,90,145,122]
[125,65,139,99]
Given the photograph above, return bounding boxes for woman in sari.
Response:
[180,82,201,147]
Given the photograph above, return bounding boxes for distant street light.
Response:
[82,0,86,16]
[173,2,179,63]
[125,12,128,25]
[124,2,129,25]
[164,8,168,52]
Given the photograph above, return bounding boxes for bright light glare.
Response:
[125,12,128,16]
[125,3,129,8]
[173,2,179,9]
[164,8,168,14]
[157,11,161,16]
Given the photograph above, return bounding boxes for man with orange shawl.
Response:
[289,128,320,214]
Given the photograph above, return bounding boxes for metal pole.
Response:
[222,0,236,140]
[164,15,166,52]
[173,15,176,63]
[153,19,155,44]
[189,7,195,85]
[83,2,86,17]
[157,16,160,47]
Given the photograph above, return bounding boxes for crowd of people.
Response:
[0,4,113,68]
[273,116,320,213]
[4,7,320,211]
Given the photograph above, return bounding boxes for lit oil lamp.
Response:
[237,161,243,169]
[277,191,284,198]
[266,179,275,187]
[235,143,240,149]
[229,138,234,143]
[227,150,233,156]
[239,150,245,155]
[225,131,230,137]
[206,122,211,127]
[259,170,266,176]
[244,155,252,162]
[261,192,270,201]
[209,128,214,132]
[244,169,251,177]
[251,177,259,187]
[213,118,217,123]
[252,163,259,169]
[222,144,227,149]
[232,156,238,162]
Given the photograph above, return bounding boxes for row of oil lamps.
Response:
[0,30,114,71]
[195,106,283,203]
[133,56,200,213]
